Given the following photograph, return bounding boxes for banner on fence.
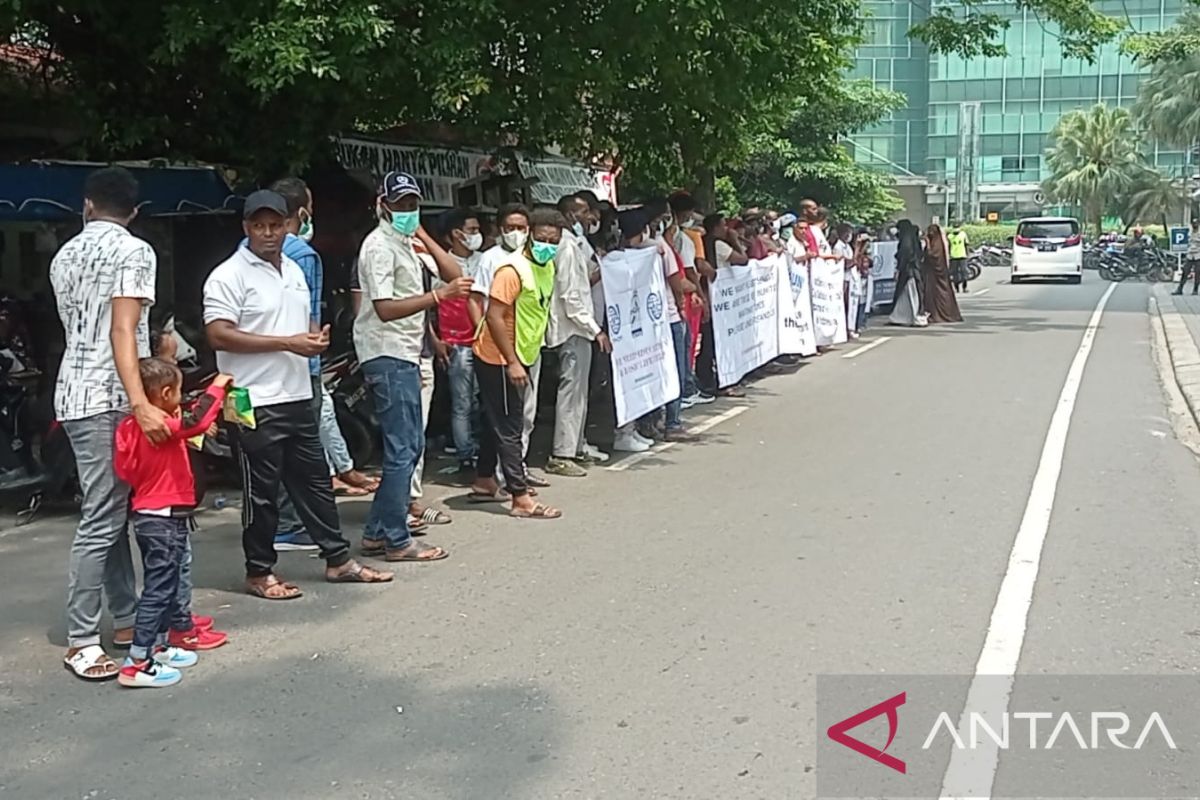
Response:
[711,258,784,386]
[600,247,679,426]
[810,257,848,347]
[780,254,818,356]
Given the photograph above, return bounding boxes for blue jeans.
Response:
[447,345,479,461]
[362,357,423,549]
[666,321,688,430]
[175,537,194,632]
[129,514,189,660]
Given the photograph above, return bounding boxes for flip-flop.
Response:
[334,484,371,497]
[510,503,563,520]
[245,574,303,600]
[524,474,552,489]
[326,562,394,583]
[468,490,510,504]
[385,542,450,562]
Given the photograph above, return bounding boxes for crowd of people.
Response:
[52,165,884,687]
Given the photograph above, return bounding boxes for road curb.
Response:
[1151,285,1200,432]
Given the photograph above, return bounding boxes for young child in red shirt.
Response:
[114,357,231,688]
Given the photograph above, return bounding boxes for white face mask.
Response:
[463,232,483,252]
[572,221,584,237]
[500,229,528,252]
[587,220,601,235]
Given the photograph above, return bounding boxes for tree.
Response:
[1133,49,1200,150]
[725,80,906,224]
[1120,171,1184,231]
[1125,9,1200,62]
[909,0,1126,60]
[1,0,862,194]
[1042,104,1148,235]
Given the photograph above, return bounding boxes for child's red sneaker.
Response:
[167,626,228,651]
[192,614,214,632]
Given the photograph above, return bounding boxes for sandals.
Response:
[338,470,381,493]
[414,507,452,526]
[333,482,371,497]
[326,561,394,584]
[63,644,119,681]
[524,473,552,489]
[510,503,563,520]
[245,574,303,601]
[384,542,450,562]
[467,488,511,504]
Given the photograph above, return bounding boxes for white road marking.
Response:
[973,288,991,296]
[605,405,749,472]
[842,337,891,359]
[940,281,1117,798]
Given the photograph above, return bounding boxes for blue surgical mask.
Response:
[530,240,558,265]
[572,221,584,237]
[390,209,420,236]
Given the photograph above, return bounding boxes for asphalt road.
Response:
[2,272,1199,800]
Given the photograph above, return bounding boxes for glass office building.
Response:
[851,0,1186,221]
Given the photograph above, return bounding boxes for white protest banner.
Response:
[868,240,898,310]
[779,254,818,356]
[600,247,679,426]
[711,259,781,387]
[809,257,848,346]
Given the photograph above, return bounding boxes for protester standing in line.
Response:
[698,213,749,398]
[471,208,564,518]
[544,195,611,478]
[1174,218,1200,296]
[205,190,394,597]
[354,173,472,561]
[53,167,169,681]
[668,192,713,406]
[947,222,970,294]
[438,209,485,471]
[644,205,695,440]
[922,223,963,324]
[832,223,861,339]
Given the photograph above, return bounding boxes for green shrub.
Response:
[960,223,1017,246]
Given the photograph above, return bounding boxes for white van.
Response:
[1010,216,1083,284]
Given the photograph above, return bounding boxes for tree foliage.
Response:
[726,80,906,224]
[1,0,861,193]
[1132,48,1200,149]
[1125,8,1200,62]
[910,0,1126,61]
[1042,104,1149,234]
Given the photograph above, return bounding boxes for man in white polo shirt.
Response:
[204,190,393,598]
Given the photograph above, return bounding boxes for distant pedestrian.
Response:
[948,222,970,293]
[922,224,963,324]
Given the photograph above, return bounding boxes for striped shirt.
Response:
[50,221,155,421]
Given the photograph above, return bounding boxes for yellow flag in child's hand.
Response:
[223,386,256,429]
[187,434,205,451]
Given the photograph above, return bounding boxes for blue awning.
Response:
[0,161,241,221]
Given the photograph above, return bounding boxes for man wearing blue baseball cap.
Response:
[353,171,473,562]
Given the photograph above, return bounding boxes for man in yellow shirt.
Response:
[948,222,970,293]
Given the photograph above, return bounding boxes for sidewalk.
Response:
[1151,284,1200,427]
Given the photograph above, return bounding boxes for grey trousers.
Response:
[63,411,137,648]
[521,356,543,460]
[551,336,592,458]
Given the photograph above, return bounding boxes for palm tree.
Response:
[1133,22,1200,150]
[1042,104,1148,236]
[1121,170,1184,232]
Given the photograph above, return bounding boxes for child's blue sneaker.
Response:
[153,646,199,669]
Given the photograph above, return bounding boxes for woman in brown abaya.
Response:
[922,224,963,324]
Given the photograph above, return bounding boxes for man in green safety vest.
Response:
[947,222,970,294]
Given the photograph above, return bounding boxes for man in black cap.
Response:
[204,190,394,598]
[353,171,472,561]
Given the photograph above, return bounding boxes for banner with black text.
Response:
[600,247,679,426]
[711,259,783,386]
[810,257,848,347]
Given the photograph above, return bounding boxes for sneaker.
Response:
[849,331,861,340]
[153,646,199,669]
[688,392,716,405]
[192,614,214,632]
[582,443,610,463]
[545,457,588,477]
[613,432,652,453]
[168,626,228,651]
[119,658,182,689]
[680,394,698,410]
[275,531,319,552]
[633,431,655,446]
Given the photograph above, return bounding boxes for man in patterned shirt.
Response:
[51,166,172,682]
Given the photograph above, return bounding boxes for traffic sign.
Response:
[1170,226,1190,253]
